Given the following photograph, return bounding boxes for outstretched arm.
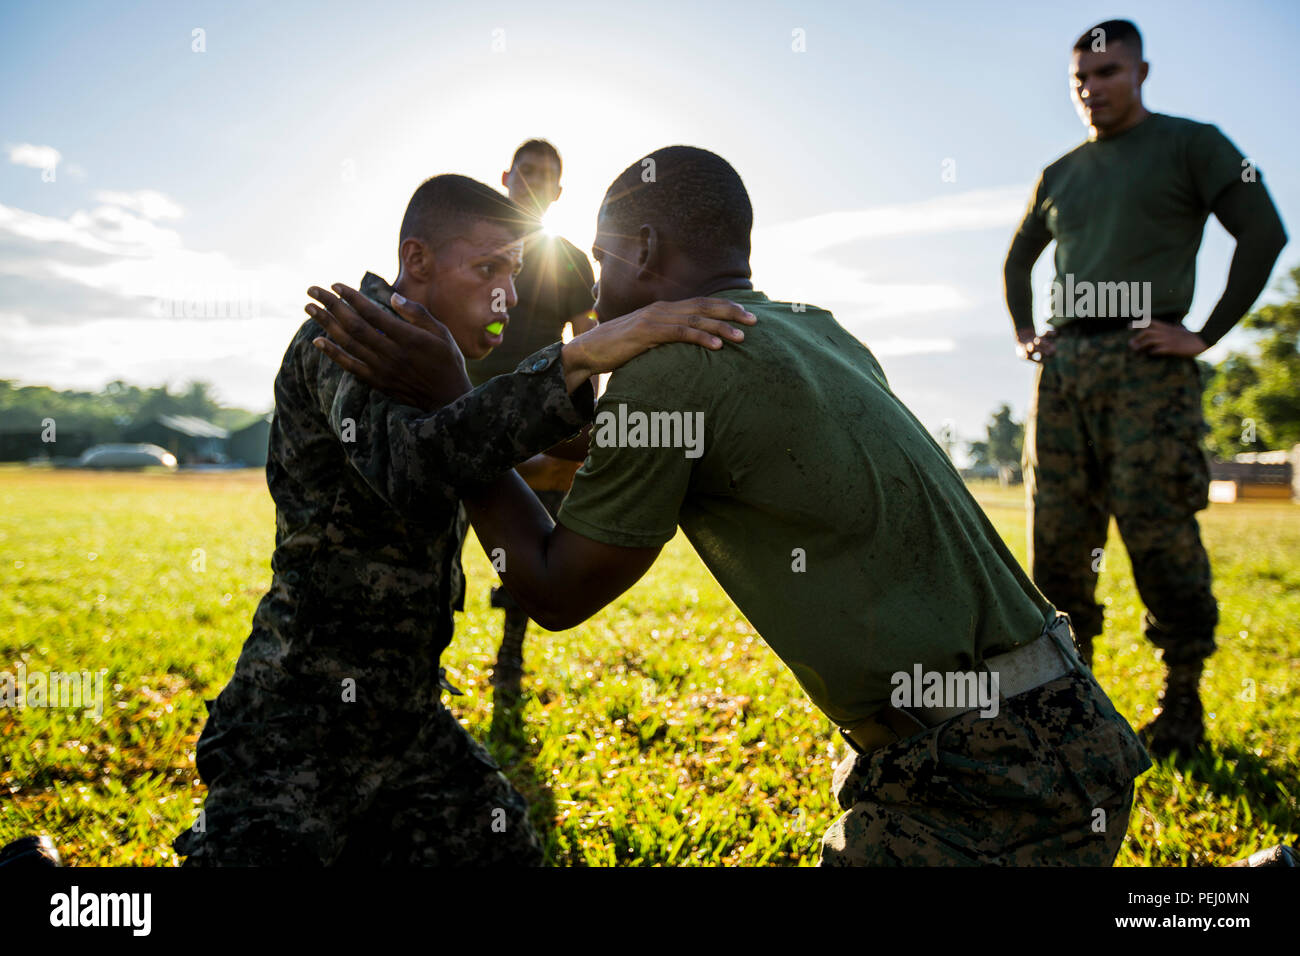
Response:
[308,285,754,410]
[462,471,660,631]
[303,324,590,517]
[306,285,754,522]
[465,384,700,632]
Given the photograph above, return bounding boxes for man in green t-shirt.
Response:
[468,139,598,707]
[1004,20,1288,758]
[312,146,1152,866]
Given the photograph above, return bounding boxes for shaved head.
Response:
[600,146,753,265]
[399,174,537,253]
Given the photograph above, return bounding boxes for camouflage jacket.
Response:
[220,272,592,725]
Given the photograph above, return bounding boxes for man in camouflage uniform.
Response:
[173,173,752,865]
[1005,20,1287,757]
[468,139,597,703]
[312,147,1152,866]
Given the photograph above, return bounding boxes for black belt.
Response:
[1053,313,1184,336]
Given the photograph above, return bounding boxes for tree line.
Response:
[967,265,1300,473]
[0,379,267,449]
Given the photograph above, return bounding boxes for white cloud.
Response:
[0,313,289,410]
[751,186,1027,328]
[867,336,957,357]
[0,187,305,410]
[69,205,184,254]
[0,200,299,318]
[0,184,1022,410]
[756,186,1026,253]
[0,201,174,257]
[95,189,184,221]
[0,193,308,401]
[0,191,187,264]
[7,143,61,170]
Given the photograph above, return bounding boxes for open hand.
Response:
[305,284,470,411]
[1015,327,1056,363]
[1129,319,1207,357]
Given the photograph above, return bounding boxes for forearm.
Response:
[514,452,581,491]
[1197,223,1288,347]
[560,338,600,393]
[568,313,600,397]
[544,424,592,462]
[464,473,566,628]
[569,310,597,337]
[1004,236,1045,333]
[465,471,659,631]
[413,348,595,491]
[1004,189,1050,334]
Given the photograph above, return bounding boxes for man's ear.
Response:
[399,237,436,283]
[501,170,511,190]
[1138,60,1149,86]
[554,184,563,203]
[635,224,659,281]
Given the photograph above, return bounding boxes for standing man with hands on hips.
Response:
[1004,19,1287,758]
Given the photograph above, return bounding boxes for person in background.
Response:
[470,139,598,708]
[1003,19,1287,758]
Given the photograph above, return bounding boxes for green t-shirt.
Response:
[557,289,1055,725]
[1013,113,1245,327]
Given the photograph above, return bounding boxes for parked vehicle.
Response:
[76,443,178,470]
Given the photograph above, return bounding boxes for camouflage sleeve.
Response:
[303,335,595,515]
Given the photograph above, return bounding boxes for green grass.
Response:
[1,467,1296,866]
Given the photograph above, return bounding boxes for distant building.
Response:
[1208,450,1295,503]
[122,414,229,465]
[228,413,273,467]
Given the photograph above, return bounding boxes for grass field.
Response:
[1,465,1296,866]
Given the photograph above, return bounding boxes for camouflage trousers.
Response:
[820,665,1152,866]
[173,678,542,866]
[1023,329,1218,666]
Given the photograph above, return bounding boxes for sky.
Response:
[2,0,1297,447]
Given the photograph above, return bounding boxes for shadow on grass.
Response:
[486,685,565,865]
[1165,742,1299,826]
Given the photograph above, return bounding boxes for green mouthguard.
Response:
[486,322,504,335]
